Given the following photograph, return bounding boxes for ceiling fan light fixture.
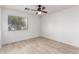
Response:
[37,11,42,14]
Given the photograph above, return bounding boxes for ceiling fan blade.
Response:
[36,12,38,14]
[42,7,45,10]
[25,8,30,10]
[25,8,37,11]
[41,11,47,13]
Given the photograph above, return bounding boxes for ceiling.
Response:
[2,5,75,15]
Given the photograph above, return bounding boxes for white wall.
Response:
[2,8,40,45]
[41,6,79,47]
[0,8,1,47]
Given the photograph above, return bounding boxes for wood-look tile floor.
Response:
[0,37,79,54]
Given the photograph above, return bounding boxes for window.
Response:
[8,15,28,31]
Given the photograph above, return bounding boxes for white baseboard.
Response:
[2,35,40,45]
[42,35,79,48]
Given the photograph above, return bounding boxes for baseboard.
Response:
[42,35,79,48]
[2,35,41,45]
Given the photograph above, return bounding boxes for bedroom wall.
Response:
[0,8,1,47]
[2,8,41,45]
[41,6,79,47]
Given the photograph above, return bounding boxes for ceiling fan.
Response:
[25,5,47,14]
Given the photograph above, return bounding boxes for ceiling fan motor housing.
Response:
[37,5,42,11]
